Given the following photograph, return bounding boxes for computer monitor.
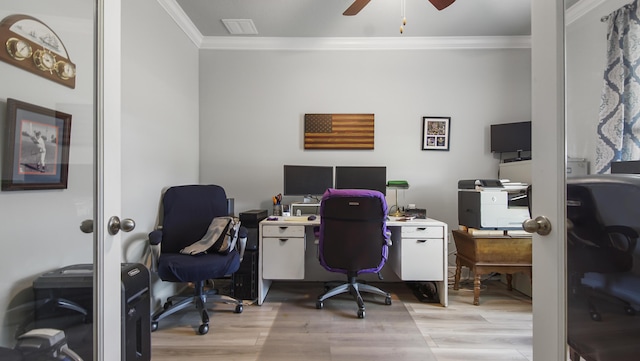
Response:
[490,121,532,156]
[283,165,333,198]
[335,166,387,194]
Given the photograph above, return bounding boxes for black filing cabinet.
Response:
[233,210,267,300]
[33,263,150,361]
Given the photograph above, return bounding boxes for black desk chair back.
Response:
[315,188,392,318]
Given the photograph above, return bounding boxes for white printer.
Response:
[457,179,530,230]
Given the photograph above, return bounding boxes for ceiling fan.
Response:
[343,0,456,16]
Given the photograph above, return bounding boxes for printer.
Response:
[457,179,530,230]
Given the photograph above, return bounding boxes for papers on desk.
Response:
[460,226,532,237]
[466,228,506,236]
[499,179,529,191]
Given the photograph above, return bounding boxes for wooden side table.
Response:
[452,229,532,305]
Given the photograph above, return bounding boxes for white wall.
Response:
[198,48,532,235]
[0,0,200,345]
[120,0,200,310]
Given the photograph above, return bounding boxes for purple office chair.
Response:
[315,188,392,318]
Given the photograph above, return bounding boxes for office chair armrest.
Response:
[148,229,163,245]
[604,225,639,239]
[237,226,248,262]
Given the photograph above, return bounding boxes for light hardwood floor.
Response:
[151,276,533,361]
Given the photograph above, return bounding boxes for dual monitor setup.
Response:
[283,165,387,202]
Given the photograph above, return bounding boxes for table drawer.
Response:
[262,225,305,238]
[262,237,305,279]
[394,238,444,280]
[401,226,444,239]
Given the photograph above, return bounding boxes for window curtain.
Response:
[595,0,640,174]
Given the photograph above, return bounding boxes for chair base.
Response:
[151,280,243,335]
[316,276,391,318]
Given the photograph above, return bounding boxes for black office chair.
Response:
[567,175,640,321]
[315,188,392,319]
[148,185,247,335]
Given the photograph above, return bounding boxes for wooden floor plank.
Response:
[151,280,532,360]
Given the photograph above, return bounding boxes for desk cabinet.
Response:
[388,225,445,280]
[262,225,305,279]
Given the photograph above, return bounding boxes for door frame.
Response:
[94,0,123,359]
[531,0,567,360]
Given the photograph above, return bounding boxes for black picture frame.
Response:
[422,116,451,151]
[2,98,72,191]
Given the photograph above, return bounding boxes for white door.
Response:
[531,0,567,360]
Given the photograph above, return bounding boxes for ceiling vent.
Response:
[221,19,258,35]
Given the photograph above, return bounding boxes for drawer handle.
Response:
[279,238,288,242]
[417,239,427,243]
[417,227,427,231]
[279,226,288,230]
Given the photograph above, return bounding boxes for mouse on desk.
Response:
[307,215,317,221]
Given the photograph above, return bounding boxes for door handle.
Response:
[108,216,136,235]
[80,219,94,233]
[522,216,552,235]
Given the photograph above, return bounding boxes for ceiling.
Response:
[173,0,532,38]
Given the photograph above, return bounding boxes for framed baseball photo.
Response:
[2,98,72,191]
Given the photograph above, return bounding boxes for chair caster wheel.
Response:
[151,322,158,332]
[625,306,636,316]
[316,300,323,309]
[590,311,602,321]
[198,323,209,335]
[385,296,392,305]
[235,304,243,313]
[357,309,365,319]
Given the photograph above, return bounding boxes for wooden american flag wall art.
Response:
[304,113,374,150]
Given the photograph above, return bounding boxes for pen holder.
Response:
[273,204,282,216]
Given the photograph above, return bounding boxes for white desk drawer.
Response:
[401,226,444,239]
[262,225,305,238]
[262,237,305,279]
[394,238,444,280]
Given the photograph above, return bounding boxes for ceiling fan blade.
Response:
[343,0,371,16]
[428,0,456,11]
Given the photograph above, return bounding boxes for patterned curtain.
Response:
[595,0,640,174]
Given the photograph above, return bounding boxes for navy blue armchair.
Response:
[149,185,247,335]
[315,188,392,318]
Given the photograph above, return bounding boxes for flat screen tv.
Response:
[283,165,333,197]
[490,121,532,154]
[335,166,387,194]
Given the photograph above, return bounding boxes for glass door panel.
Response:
[0,0,99,359]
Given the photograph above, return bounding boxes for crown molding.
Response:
[158,0,204,46]
[198,36,531,51]
[566,0,607,25]
[159,0,531,51]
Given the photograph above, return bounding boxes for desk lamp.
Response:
[386,180,409,217]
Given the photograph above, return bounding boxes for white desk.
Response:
[258,216,448,306]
